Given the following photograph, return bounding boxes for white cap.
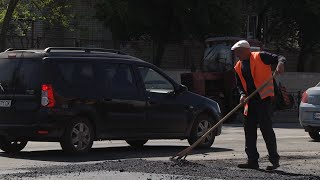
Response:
[231,40,250,50]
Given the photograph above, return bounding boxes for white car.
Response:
[299,82,320,141]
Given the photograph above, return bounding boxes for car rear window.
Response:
[0,59,18,93]
[14,59,41,94]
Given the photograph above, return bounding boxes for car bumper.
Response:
[215,113,222,136]
[299,102,320,131]
[0,110,73,141]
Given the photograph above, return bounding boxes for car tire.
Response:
[0,137,28,153]
[309,131,320,141]
[188,114,216,148]
[60,117,94,154]
[125,140,148,148]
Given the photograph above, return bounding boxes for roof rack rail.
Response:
[44,47,127,55]
[4,48,26,52]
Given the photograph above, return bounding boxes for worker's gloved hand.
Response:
[240,95,247,103]
[275,62,285,75]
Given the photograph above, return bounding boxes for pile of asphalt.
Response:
[1,158,319,180]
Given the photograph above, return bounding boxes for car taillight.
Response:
[301,91,308,103]
[8,53,16,58]
[41,84,55,107]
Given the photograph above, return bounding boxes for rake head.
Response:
[170,146,194,161]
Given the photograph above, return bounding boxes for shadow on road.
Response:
[224,123,303,129]
[258,169,320,179]
[0,145,233,163]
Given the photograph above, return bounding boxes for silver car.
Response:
[299,82,320,141]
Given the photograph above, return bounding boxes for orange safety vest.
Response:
[234,52,274,116]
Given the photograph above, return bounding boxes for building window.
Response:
[247,15,258,39]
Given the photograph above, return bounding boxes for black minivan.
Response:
[0,47,221,154]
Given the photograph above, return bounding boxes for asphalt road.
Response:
[0,123,319,180]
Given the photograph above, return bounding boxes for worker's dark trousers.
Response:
[243,98,280,164]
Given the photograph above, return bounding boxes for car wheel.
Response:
[60,117,94,154]
[125,140,148,148]
[309,131,320,141]
[188,114,216,148]
[0,137,28,153]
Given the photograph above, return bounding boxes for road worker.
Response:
[232,40,285,170]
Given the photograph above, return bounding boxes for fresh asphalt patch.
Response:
[1,157,319,180]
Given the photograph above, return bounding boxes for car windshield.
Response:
[316,82,320,87]
[203,44,233,72]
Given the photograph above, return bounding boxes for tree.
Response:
[0,0,19,51]
[0,0,72,51]
[264,0,320,72]
[95,0,129,49]
[95,0,242,67]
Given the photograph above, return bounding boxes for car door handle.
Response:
[102,98,112,102]
[147,97,156,105]
[148,101,156,105]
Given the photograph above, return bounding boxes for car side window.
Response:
[53,62,100,97]
[138,66,174,93]
[98,63,139,99]
[57,63,96,87]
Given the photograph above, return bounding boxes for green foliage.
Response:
[267,0,320,50]
[0,0,8,22]
[95,0,242,42]
[264,0,320,71]
[95,0,242,66]
[1,0,72,37]
[95,0,129,41]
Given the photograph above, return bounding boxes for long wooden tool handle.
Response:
[171,73,277,160]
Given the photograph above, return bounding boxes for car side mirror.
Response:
[176,84,188,94]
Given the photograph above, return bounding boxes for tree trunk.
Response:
[112,39,120,49]
[0,0,20,52]
[256,13,264,41]
[153,40,165,67]
[297,43,312,72]
[0,0,19,51]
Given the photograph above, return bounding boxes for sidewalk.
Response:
[223,123,302,128]
[225,111,300,124]
[272,110,299,123]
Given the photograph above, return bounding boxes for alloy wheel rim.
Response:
[71,123,90,150]
[197,120,212,143]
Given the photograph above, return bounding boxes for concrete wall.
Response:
[163,70,320,123]
[120,41,204,70]
[163,69,191,83]
[63,0,113,48]
[275,72,320,92]
[164,70,320,93]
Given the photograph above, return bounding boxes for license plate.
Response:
[0,100,11,107]
[314,113,320,120]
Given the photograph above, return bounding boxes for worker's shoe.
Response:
[266,161,280,171]
[237,161,259,169]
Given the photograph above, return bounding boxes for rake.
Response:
[170,73,277,160]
